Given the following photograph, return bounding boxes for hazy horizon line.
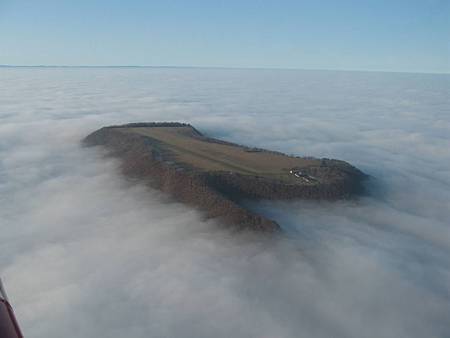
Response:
[0,64,448,76]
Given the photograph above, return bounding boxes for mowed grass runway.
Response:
[121,126,319,184]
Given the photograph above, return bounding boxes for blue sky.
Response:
[0,0,448,73]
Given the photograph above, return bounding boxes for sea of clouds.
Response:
[0,67,449,338]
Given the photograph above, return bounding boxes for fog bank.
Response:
[1,68,449,338]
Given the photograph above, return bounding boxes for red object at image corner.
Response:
[0,279,24,338]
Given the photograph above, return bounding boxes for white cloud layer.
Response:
[1,68,449,338]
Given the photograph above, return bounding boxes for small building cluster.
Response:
[289,169,317,183]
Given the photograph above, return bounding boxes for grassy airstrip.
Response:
[121,126,319,184]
